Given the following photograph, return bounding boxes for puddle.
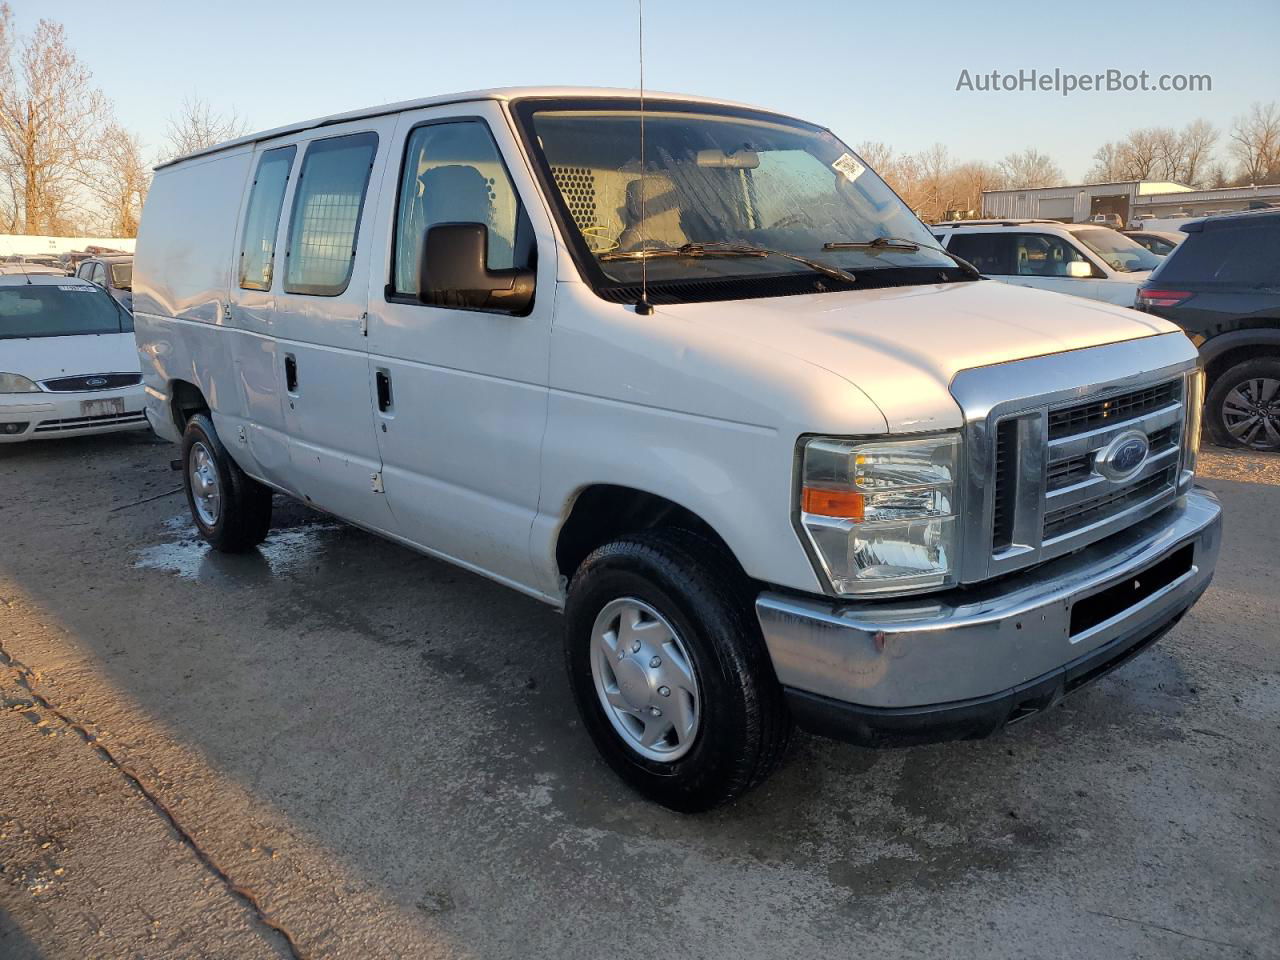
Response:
[134,514,345,581]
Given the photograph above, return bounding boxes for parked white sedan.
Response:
[0,274,147,442]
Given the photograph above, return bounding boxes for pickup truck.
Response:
[132,87,1222,810]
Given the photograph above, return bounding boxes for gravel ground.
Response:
[1,431,1277,959]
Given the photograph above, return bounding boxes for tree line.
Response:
[0,6,243,238]
[2,6,1278,237]
[866,105,1280,223]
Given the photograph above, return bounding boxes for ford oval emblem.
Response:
[84,376,108,387]
[1097,429,1150,481]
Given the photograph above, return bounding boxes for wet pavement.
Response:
[1,432,1277,959]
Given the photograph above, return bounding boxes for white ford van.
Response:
[134,88,1221,810]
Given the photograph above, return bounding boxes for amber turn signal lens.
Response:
[801,486,865,520]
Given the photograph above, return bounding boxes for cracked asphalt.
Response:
[1,432,1277,959]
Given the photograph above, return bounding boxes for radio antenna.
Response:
[635,0,653,315]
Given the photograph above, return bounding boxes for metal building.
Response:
[981,181,1190,223]
[981,180,1280,224]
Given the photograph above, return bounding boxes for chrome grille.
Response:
[1047,380,1182,439]
[949,335,1199,585]
[1043,465,1176,540]
[1037,378,1183,545]
[40,372,141,392]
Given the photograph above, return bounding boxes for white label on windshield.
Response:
[57,285,94,292]
[832,153,866,183]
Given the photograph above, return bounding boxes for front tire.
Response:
[180,413,272,552]
[564,529,791,811]
[1206,358,1280,450]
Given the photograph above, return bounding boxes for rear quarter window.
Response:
[947,233,1015,275]
[1157,220,1280,286]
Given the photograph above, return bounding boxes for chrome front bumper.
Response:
[756,489,1222,745]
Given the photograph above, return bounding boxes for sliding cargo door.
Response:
[267,118,397,532]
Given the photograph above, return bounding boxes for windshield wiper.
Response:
[600,242,857,285]
[823,236,921,252]
[823,235,982,280]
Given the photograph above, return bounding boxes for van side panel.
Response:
[134,150,256,447]
[134,151,254,325]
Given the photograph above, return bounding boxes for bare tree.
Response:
[1000,148,1064,188]
[1176,120,1218,186]
[855,141,896,175]
[1228,101,1280,184]
[913,143,951,222]
[164,95,247,161]
[1088,121,1219,187]
[1087,142,1126,183]
[947,161,1005,215]
[0,5,109,235]
[89,124,149,236]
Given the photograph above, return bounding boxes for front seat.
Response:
[414,164,512,265]
[617,174,687,251]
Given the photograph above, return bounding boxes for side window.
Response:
[1170,224,1280,286]
[76,262,92,280]
[1011,233,1091,277]
[284,132,378,297]
[947,233,1015,275]
[239,145,297,291]
[392,120,527,298]
[90,263,107,287]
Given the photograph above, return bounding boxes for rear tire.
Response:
[180,413,272,552]
[1205,358,1280,450]
[564,528,792,812]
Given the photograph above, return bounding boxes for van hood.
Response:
[1,332,141,382]
[657,278,1178,432]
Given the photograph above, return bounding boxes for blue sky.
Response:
[14,0,1279,180]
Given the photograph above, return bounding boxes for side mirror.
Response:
[417,222,534,314]
[1067,260,1093,279]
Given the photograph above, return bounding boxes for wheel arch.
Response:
[554,484,747,588]
[168,379,209,435]
[1200,326,1280,385]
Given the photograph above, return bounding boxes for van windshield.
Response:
[514,100,958,300]
[0,284,132,339]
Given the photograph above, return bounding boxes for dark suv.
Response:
[1137,209,1280,450]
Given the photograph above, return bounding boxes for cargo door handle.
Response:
[376,370,392,412]
[284,354,298,393]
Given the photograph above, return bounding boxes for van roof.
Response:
[154,86,782,170]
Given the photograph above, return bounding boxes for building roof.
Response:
[155,86,783,170]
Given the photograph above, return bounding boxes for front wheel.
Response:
[181,413,273,552]
[1206,358,1280,450]
[564,529,791,811]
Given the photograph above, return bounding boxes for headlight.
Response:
[799,435,960,595]
[0,373,40,393]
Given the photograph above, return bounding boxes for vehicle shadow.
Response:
[0,909,47,960]
[0,435,1274,957]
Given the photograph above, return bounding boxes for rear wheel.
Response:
[1206,359,1280,451]
[180,413,273,551]
[564,528,791,811]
